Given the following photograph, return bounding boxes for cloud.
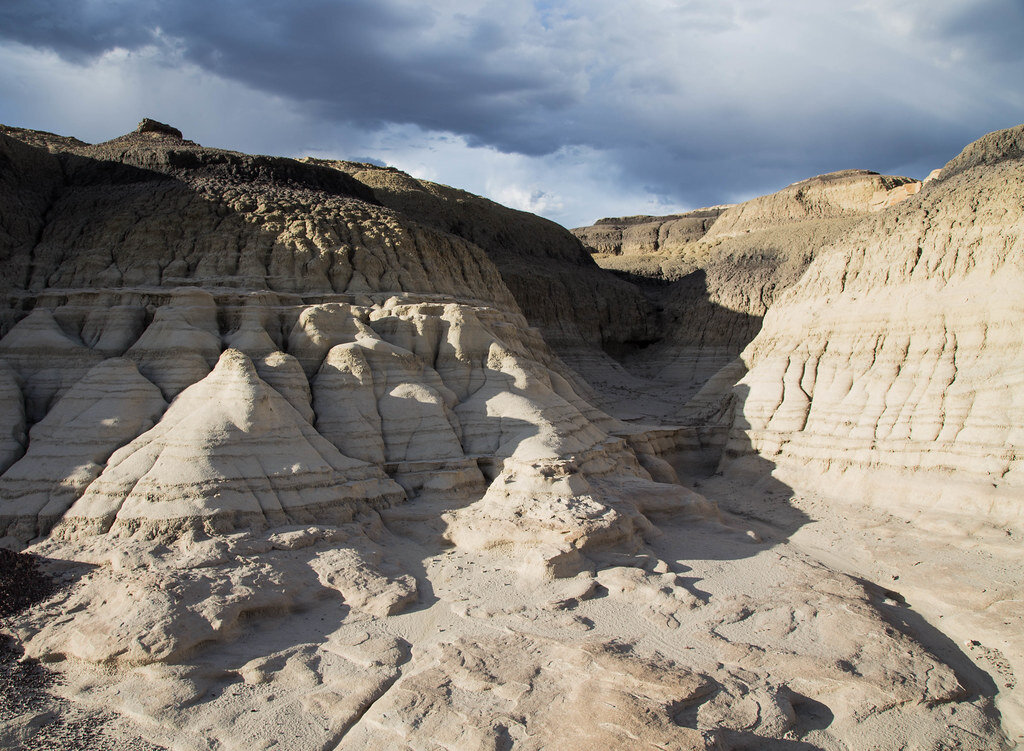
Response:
[1,0,1022,226]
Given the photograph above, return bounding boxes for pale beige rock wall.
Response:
[0,127,517,325]
[572,171,922,416]
[310,158,658,356]
[724,125,1024,523]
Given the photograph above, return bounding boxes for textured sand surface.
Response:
[0,120,1020,750]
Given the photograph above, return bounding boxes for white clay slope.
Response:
[725,124,1024,524]
[57,349,406,537]
[0,358,166,540]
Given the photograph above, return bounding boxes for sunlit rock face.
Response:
[304,156,658,358]
[725,125,1024,524]
[0,121,1017,751]
[570,170,926,420]
[0,123,689,561]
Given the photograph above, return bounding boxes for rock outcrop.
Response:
[571,170,925,420]
[0,119,698,581]
[56,349,406,538]
[723,125,1024,524]
[570,206,731,256]
[0,358,166,540]
[305,157,658,367]
[0,361,26,474]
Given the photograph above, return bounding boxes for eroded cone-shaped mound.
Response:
[255,351,314,423]
[57,349,405,538]
[80,304,147,357]
[314,343,386,465]
[447,342,716,576]
[0,308,103,422]
[0,358,166,541]
[125,289,222,400]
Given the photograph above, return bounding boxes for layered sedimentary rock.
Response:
[0,358,166,541]
[56,349,406,538]
[576,171,920,258]
[724,125,1024,522]
[306,157,657,364]
[0,118,698,584]
[0,308,104,422]
[572,170,924,419]
[0,129,66,331]
[0,127,510,314]
[0,121,1016,751]
[560,206,731,257]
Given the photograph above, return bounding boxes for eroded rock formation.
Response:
[0,120,1019,750]
[724,125,1024,523]
[571,170,926,420]
[304,157,657,363]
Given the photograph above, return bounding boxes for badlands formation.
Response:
[0,118,1020,750]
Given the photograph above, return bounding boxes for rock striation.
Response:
[571,170,925,420]
[571,206,731,257]
[302,158,659,387]
[0,358,166,541]
[55,348,406,539]
[723,125,1024,523]
[0,118,696,581]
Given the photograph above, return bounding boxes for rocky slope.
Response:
[303,157,657,363]
[571,170,925,420]
[710,125,1024,736]
[725,125,1024,521]
[0,120,1017,750]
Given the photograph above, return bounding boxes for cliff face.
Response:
[572,206,731,256]
[305,158,657,357]
[724,125,1024,522]
[571,170,924,420]
[0,129,512,321]
[573,170,919,258]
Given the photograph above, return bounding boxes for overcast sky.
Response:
[1,1,1022,228]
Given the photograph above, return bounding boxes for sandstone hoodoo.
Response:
[0,120,1020,750]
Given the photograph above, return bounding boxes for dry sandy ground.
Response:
[696,471,1024,747]
[3,467,1020,750]
[0,550,166,750]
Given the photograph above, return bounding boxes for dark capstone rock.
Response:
[136,118,183,139]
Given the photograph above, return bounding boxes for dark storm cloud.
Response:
[0,0,568,152]
[932,0,1024,64]
[1,0,1022,215]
